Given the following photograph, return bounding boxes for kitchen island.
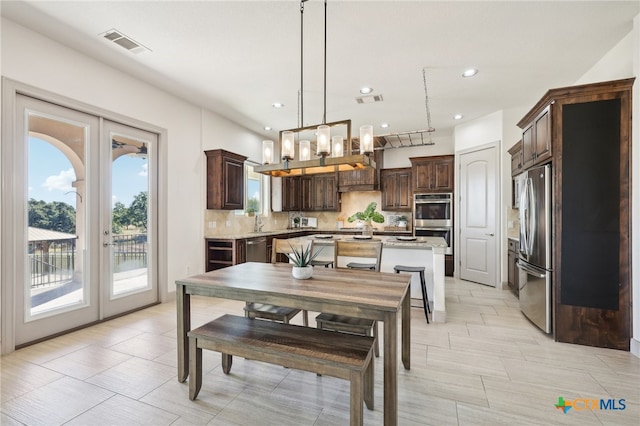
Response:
[290,235,448,322]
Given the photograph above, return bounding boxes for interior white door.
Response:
[459,144,499,286]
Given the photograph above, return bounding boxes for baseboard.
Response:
[432,309,446,323]
[631,337,640,358]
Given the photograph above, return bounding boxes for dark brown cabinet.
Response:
[205,149,247,210]
[508,140,523,176]
[311,173,338,211]
[282,176,301,211]
[380,168,412,211]
[205,238,246,271]
[281,173,338,212]
[410,155,454,193]
[520,105,551,170]
[507,239,519,297]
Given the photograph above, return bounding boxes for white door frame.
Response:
[1,78,169,355]
[454,141,501,286]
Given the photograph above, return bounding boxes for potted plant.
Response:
[292,216,301,228]
[286,243,323,279]
[347,202,385,237]
[397,215,408,228]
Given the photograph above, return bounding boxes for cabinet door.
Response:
[413,161,434,192]
[223,157,245,209]
[522,123,535,170]
[396,170,412,209]
[300,176,313,211]
[432,157,454,191]
[282,177,300,211]
[534,106,551,164]
[323,175,338,210]
[380,170,398,210]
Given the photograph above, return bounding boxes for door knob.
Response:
[485,233,495,236]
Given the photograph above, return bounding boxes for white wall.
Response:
[1,18,262,299]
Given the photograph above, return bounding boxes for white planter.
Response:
[292,266,313,280]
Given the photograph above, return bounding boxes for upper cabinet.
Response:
[311,173,339,211]
[281,173,339,212]
[205,149,247,210]
[410,155,454,193]
[519,104,552,170]
[508,140,524,176]
[381,168,412,211]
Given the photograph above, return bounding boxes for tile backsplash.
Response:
[204,191,411,237]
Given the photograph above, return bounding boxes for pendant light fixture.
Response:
[255,0,376,176]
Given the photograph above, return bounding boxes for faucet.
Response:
[254,214,264,233]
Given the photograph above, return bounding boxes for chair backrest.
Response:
[271,238,311,264]
[334,240,383,271]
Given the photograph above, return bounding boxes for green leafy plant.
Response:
[347,202,385,224]
[286,243,323,267]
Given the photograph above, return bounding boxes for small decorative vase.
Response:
[292,266,313,280]
[362,221,373,237]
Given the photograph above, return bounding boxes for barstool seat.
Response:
[346,262,376,270]
[394,265,430,323]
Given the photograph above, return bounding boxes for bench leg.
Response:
[222,353,233,374]
[349,370,364,426]
[372,321,379,358]
[364,357,374,411]
[302,310,309,327]
[188,337,202,400]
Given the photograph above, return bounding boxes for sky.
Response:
[29,137,148,208]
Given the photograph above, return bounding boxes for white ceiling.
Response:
[2,1,638,142]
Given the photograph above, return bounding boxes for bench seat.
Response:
[188,314,375,426]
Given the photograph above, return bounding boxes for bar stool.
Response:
[394,265,430,323]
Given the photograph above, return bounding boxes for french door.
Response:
[11,94,158,346]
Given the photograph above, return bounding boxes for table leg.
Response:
[384,312,398,426]
[176,284,190,382]
[401,289,411,370]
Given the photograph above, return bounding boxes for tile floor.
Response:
[1,277,639,425]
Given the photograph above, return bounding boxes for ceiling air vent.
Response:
[355,94,384,104]
[101,29,150,54]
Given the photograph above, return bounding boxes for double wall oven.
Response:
[413,193,453,255]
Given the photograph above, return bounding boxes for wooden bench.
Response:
[188,314,375,426]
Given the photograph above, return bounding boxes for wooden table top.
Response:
[176,262,410,313]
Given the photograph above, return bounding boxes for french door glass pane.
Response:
[110,135,150,297]
[27,118,88,318]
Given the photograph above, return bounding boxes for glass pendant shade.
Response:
[360,124,374,155]
[332,135,343,157]
[262,140,274,164]
[299,140,311,161]
[317,125,331,156]
[281,131,295,160]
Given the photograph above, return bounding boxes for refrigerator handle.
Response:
[527,177,536,255]
[519,176,528,253]
[516,259,546,278]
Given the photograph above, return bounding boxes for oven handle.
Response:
[415,227,451,231]
[414,200,452,204]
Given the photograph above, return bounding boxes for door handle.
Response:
[103,242,115,247]
[485,233,494,236]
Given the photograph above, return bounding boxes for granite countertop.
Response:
[297,234,448,249]
[205,227,412,240]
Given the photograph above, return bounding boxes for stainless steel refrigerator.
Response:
[517,164,552,333]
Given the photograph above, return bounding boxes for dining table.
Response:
[175,261,411,426]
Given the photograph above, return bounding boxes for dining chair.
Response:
[243,238,309,326]
[315,239,383,357]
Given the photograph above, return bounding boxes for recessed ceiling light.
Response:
[380,123,390,128]
[453,114,464,120]
[360,87,373,94]
[462,68,478,78]
[264,126,272,131]
[272,102,284,108]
